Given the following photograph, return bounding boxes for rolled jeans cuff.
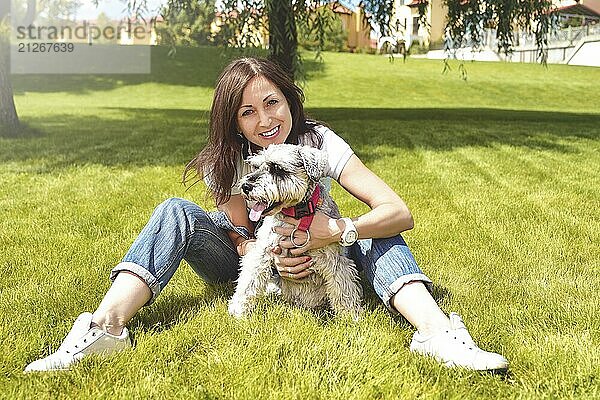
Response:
[385,273,433,314]
[110,261,160,305]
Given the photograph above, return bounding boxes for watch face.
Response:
[345,231,358,243]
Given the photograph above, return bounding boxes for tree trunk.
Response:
[266,0,297,79]
[0,38,20,137]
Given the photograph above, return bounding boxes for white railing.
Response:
[429,23,600,65]
[481,23,600,50]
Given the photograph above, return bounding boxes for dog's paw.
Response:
[350,307,363,323]
[228,300,249,319]
[265,280,282,296]
[333,305,363,322]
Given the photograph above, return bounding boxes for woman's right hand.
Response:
[271,245,314,280]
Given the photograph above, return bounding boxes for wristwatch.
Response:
[339,217,358,247]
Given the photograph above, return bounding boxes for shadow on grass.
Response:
[128,275,451,335]
[1,106,598,172]
[0,121,44,139]
[0,108,207,172]
[11,47,236,94]
[130,283,234,336]
[10,46,327,94]
[308,107,600,163]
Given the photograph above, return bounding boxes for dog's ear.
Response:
[299,146,328,181]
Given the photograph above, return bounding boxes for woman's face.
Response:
[236,75,292,149]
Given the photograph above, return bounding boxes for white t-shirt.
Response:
[205,125,354,198]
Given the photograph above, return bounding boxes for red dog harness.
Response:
[281,185,321,247]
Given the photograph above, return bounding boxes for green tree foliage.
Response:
[361,0,392,37]
[214,0,267,48]
[158,0,215,47]
[297,5,347,53]
[212,0,348,77]
[39,0,81,22]
[212,0,302,77]
[362,0,556,62]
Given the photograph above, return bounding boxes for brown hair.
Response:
[183,57,322,205]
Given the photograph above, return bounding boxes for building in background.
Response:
[329,2,373,51]
[382,0,444,52]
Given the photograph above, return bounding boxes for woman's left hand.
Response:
[236,239,256,257]
[272,211,342,256]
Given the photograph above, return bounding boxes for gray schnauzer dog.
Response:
[228,144,363,319]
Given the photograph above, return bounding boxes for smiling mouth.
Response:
[259,125,280,139]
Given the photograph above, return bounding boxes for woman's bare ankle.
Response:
[91,313,125,336]
[90,271,151,337]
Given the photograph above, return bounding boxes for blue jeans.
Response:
[110,198,432,312]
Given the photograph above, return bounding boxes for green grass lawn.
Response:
[1,46,599,399]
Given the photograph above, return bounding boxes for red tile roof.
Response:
[407,0,428,7]
[555,3,600,18]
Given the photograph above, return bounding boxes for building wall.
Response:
[341,7,372,50]
[392,0,446,48]
[429,0,446,44]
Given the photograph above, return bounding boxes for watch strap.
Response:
[339,217,358,246]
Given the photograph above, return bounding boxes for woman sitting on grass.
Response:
[25,57,508,373]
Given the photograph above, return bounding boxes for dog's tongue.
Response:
[249,202,267,222]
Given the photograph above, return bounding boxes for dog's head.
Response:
[240,144,328,221]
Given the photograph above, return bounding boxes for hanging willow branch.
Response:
[118,0,560,74]
[444,0,557,63]
[361,0,393,37]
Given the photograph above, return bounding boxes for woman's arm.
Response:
[337,154,414,239]
[217,194,256,256]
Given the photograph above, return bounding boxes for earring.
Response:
[237,132,260,157]
[237,132,251,157]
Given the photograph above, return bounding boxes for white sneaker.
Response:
[24,312,132,372]
[410,312,509,372]
[56,312,94,352]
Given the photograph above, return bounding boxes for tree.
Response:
[0,30,20,137]
[212,1,347,79]
[298,9,347,53]
[0,0,35,137]
[1,0,80,137]
[158,0,215,48]
[266,0,297,77]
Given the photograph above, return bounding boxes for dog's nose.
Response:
[241,182,253,194]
